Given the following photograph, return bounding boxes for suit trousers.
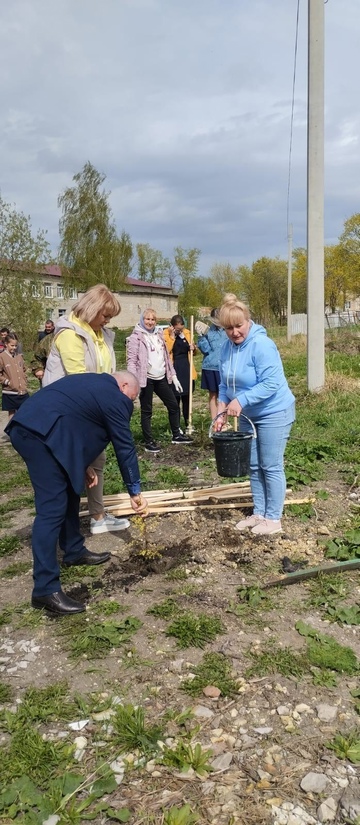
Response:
[10,425,87,597]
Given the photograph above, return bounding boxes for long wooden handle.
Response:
[188,315,194,425]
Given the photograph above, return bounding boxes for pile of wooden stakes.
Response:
[80,481,314,517]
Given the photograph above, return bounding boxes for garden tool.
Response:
[186,315,195,436]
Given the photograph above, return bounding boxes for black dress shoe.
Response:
[31,591,85,616]
[63,549,111,567]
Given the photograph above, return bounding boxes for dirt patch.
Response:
[0,444,359,824]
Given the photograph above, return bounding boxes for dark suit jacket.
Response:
[6,373,141,496]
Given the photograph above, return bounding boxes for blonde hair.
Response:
[219,293,251,328]
[142,307,157,319]
[72,284,121,324]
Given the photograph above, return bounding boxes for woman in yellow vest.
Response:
[163,314,197,431]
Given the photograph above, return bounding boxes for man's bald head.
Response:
[113,370,140,401]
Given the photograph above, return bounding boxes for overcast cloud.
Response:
[0,0,359,274]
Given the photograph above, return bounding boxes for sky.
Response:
[1,0,359,276]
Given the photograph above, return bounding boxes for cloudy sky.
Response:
[1,0,359,275]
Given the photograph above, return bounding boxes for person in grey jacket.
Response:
[42,284,126,535]
[196,309,227,421]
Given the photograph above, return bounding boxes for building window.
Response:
[44,283,53,297]
[31,283,41,297]
[57,285,64,298]
[68,287,77,299]
[58,308,66,317]
[344,301,351,310]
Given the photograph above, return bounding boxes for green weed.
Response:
[245,641,307,679]
[305,573,349,609]
[2,724,72,787]
[0,494,34,515]
[286,502,316,521]
[0,682,13,703]
[154,467,189,486]
[0,469,32,492]
[0,535,23,558]
[326,730,360,764]
[166,613,225,648]
[182,652,238,697]
[163,741,213,776]
[163,804,199,825]
[93,599,126,616]
[59,614,142,659]
[296,621,359,674]
[147,598,180,619]
[324,528,360,561]
[0,560,31,578]
[113,702,163,755]
[166,566,188,581]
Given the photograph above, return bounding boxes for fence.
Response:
[291,312,360,335]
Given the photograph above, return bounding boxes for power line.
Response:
[286,0,301,234]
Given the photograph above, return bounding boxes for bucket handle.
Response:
[208,411,257,440]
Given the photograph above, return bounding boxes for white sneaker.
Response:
[235,514,264,532]
[251,518,282,536]
[90,513,130,534]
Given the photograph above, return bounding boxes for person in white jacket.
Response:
[126,308,193,452]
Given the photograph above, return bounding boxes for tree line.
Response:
[1,160,360,347]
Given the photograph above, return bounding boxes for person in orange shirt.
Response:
[163,315,197,431]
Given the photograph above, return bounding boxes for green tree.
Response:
[135,243,172,284]
[339,213,360,298]
[238,257,287,323]
[174,246,201,316]
[0,195,52,348]
[58,161,132,291]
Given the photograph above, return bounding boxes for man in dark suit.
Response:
[6,371,148,616]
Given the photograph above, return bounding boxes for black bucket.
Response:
[212,430,252,478]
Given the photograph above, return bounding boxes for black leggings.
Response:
[140,377,181,443]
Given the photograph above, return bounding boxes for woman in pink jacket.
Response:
[126,308,192,453]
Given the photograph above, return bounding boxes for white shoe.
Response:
[90,513,130,535]
[251,518,282,536]
[235,514,264,532]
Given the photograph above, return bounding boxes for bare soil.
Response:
[0,437,359,824]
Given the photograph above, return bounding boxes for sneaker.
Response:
[235,514,264,532]
[90,513,130,534]
[251,518,282,536]
[144,441,160,453]
[171,433,193,444]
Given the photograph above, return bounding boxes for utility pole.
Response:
[287,223,293,342]
[307,0,325,391]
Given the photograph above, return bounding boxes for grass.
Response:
[112,703,163,755]
[166,612,225,648]
[0,534,23,557]
[181,652,239,697]
[58,614,142,659]
[147,597,180,619]
[0,560,31,578]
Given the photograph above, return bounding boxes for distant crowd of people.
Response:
[1,285,295,616]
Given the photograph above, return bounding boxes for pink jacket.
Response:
[126,325,175,388]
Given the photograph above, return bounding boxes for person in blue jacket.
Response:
[5,371,148,616]
[196,309,227,421]
[215,294,295,536]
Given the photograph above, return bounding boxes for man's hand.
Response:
[85,467,98,488]
[34,369,44,379]
[130,494,149,517]
[172,375,183,393]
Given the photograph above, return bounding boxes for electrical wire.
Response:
[286,0,301,235]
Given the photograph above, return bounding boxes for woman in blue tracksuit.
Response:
[196,309,227,420]
[216,294,295,536]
